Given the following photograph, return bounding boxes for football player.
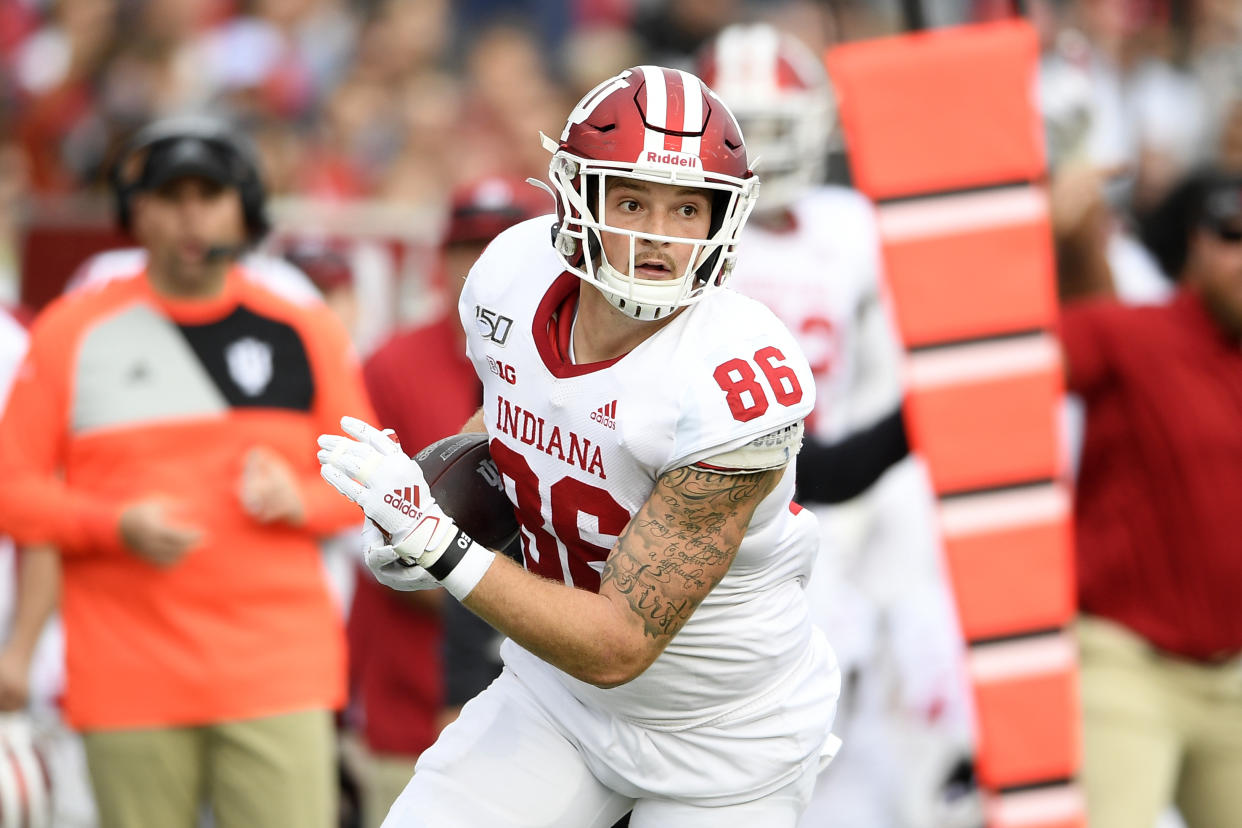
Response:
[701,24,978,828]
[319,66,842,827]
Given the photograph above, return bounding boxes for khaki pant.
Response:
[1078,616,1242,828]
[82,709,336,828]
[340,732,418,828]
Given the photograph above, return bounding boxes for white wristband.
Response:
[403,526,495,601]
[439,540,496,601]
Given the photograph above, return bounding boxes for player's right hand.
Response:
[321,417,498,601]
[361,522,440,592]
[118,497,203,566]
[317,416,457,565]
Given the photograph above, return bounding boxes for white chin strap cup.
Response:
[593,259,688,322]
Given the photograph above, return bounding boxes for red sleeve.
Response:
[362,342,407,439]
[1057,299,1121,397]
[296,303,379,536]
[0,303,128,555]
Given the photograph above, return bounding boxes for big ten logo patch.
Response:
[487,356,516,385]
[475,306,514,346]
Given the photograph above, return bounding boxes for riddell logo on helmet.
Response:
[644,151,699,169]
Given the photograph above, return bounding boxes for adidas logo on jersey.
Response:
[384,486,421,517]
[590,400,617,430]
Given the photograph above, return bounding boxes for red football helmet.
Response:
[444,176,552,247]
[543,65,759,321]
[698,24,835,213]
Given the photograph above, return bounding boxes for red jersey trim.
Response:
[533,272,624,378]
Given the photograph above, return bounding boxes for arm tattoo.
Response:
[599,466,780,640]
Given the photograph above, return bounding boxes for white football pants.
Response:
[381,666,826,828]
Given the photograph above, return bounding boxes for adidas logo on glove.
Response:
[384,487,421,517]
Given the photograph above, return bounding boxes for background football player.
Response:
[701,23,979,828]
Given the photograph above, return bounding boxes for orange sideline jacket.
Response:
[0,268,374,729]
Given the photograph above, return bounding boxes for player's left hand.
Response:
[317,416,456,561]
[361,521,439,591]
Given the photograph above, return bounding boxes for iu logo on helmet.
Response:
[561,73,634,140]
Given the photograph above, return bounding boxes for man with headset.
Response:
[0,115,375,828]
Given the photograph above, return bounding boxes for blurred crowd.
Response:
[0,0,1241,309]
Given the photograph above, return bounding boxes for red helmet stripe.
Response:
[678,69,704,157]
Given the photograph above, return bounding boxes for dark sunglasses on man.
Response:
[1203,174,1242,243]
[1209,222,1242,244]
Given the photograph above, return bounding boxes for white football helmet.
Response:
[698,24,835,213]
[542,65,760,322]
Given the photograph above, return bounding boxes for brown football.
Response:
[414,432,520,553]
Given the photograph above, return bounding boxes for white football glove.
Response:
[361,521,439,592]
[318,416,495,599]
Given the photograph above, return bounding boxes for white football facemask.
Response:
[545,138,759,322]
[734,94,832,213]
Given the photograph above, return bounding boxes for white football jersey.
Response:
[461,217,827,729]
[730,186,899,439]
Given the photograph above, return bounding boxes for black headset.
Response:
[109,115,271,243]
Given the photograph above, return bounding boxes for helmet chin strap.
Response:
[593,258,683,322]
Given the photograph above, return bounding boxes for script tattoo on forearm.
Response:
[600,466,779,640]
